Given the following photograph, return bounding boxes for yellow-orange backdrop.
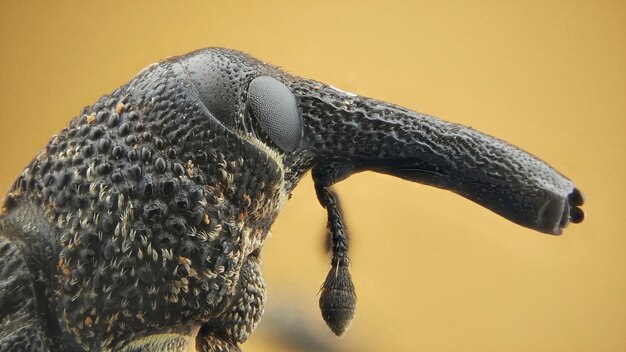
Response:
[1,1,624,351]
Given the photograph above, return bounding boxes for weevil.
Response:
[0,48,584,351]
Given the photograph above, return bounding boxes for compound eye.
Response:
[247,76,302,152]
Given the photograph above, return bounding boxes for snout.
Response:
[294,80,585,236]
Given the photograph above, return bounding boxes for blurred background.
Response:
[1,1,624,351]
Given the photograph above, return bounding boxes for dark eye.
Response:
[247,76,302,152]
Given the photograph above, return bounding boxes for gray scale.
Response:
[0,48,584,351]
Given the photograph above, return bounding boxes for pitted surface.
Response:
[1,49,287,351]
[290,80,577,232]
[0,47,583,351]
[0,237,48,352]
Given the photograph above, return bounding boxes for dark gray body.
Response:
[0,48,584,351]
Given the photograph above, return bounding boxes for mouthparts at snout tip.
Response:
[548,187,585,235]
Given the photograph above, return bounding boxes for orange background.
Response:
[1,1,625,351]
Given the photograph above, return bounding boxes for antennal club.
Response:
[314,166,357,336]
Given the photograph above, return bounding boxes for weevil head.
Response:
[177,48,584,235]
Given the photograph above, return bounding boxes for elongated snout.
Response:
[172,48,584,235]
[293,80,585,235]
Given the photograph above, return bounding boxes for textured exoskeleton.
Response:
[0,48,584,351]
